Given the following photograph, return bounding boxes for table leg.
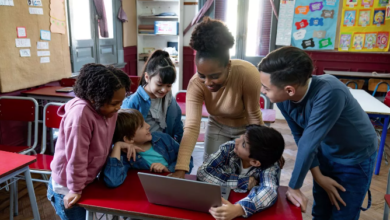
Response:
[86,210,94,220]
[13,181,18,216]
[376,116,390,175]
[9,179,14,220]
[24,169,41,220]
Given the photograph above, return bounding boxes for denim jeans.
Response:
[47,178,86,220]
[312,152,376,220]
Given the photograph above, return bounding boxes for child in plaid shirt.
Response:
[197,125,284,219]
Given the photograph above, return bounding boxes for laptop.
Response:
[138,172,231,213]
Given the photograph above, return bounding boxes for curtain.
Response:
[93,0,109,38]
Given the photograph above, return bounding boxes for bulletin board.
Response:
[291,0,341,50]
[0,0,71,93]
[338,0,390,52]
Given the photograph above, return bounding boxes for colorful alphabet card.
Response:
[291,0,340,50]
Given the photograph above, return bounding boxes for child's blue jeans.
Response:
[312,151,376,220]
[47,178,86,220]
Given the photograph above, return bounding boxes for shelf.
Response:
[139,15,178,19]
[138,34,178,37]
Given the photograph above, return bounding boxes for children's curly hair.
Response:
[190,17,234,67]
[73,63,131,110]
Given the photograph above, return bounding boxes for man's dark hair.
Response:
[190,17,234,67]
[74,63,131,110]
[246,125,285,169]
[139,49,176,86]
[257,46,314,88]
[112,109,144,144]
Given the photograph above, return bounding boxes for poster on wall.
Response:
[290,0,341,50]
[338,0,390,52]
[276,0,296,46]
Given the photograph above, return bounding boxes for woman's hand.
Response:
[315,175,346,210]
[247,177,258,190]
[150,163,169,173]
[63,192,81,209]
[209,198,245,220]
[113,142,144,161]
[311,166,346,210]
[168,170,186,179]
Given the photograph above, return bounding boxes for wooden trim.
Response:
[184,2,198,5]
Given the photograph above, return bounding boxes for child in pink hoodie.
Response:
[47,64,138,220]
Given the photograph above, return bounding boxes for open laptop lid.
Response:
[138,172,222,213]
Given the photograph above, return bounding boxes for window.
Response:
[214,0,273,65]
[66,0,125,73]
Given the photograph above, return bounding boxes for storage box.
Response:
[154,21,178,35]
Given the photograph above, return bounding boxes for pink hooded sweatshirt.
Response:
[50,97,117,194]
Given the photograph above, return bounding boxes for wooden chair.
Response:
[368,79,390,101]
[339,78,364,89]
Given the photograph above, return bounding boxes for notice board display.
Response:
[0,0,71,93]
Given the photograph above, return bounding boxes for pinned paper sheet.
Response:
[37,51,50,56]
[50,0,66,34]
[293,30,307,40]
[20,49,31,57]
[29,7,43,15]
[40,57,50,63]
[28,0,42,6]
[37,41,49,49]
[40,30,51,41]
[15,39,31,47]
[0,0,14,6]
[16,27,27,38]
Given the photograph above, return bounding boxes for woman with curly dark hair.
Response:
[171,17,264,179]
[48,63,143,220]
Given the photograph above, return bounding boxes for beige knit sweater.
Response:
[175,59,264,171]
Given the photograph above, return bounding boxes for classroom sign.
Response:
[338,0,390,51]
[291,0,341,50]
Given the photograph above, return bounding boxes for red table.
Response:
[78,170,302,220]
[0,151,40,220]
[22,86,75,102]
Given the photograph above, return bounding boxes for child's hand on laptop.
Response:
[150,163,169,173]
[209,197,245,220]
[248,177,258,190]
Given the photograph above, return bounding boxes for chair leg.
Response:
[13,180,18,216]
[9,179,14,220]
[42,174,49,186]
[27,122,32,147]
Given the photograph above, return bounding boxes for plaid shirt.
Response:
[197,141,280,218]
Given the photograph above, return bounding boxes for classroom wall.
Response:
[123,0,137,47]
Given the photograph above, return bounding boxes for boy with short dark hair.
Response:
[197,125,284,219]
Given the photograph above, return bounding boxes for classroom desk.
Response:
[178,103,276,124]
[325,71,390,78]
[22,86,75,102]
[350,89,390,175]
[78,170,302,220]
[0,151,40,220]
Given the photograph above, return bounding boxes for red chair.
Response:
[129,76,141,94]
[260,94,269,109]
[60,78,76,87]
[0,96,38,154]
[175,90,209,118]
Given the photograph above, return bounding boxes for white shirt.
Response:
[293,78,312,103]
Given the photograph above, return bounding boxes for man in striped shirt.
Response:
[197,125,285,219]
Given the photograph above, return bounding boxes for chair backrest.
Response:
[129,76,141,93]
[339,78,364,89]
[175,90,186,104]
[260,94,269,109]
[384,91,390,107]
[368,79,390,96]
[0,96,39,154]
[41,102,64,154]
[60,78,76,87]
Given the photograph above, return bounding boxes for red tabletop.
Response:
[22,86,75,99]
[78,170,302,220]
[0,151,36,178]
